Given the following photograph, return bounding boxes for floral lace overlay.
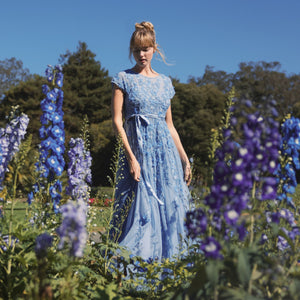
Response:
[111,69,190,260]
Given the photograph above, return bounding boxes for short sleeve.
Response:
[111,72,126,92]
[167,77,175,99]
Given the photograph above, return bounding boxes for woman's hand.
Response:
[183,160,192,186]
[128,157,141,182]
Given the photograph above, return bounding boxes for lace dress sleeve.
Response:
[166,77,175,99]
[111,72,126,92]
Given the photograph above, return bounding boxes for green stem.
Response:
[6,167,19,300]
[103,139,121,276]
[249,183,256,245]
[248,263,257,294]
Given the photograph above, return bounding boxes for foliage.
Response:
[171,80,226,178]
[0,57,32,98]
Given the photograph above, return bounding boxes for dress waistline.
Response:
[125,114,164,124]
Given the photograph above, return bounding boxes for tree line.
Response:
[1,42,300,186]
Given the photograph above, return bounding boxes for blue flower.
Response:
[50,125,64,139]
[46,89,58,102]
[55,72,64,88]
[41,102,56,114]
[42,84,50,95]
[55,64,63,72]
[40,113,52,125]
[35,233,53,259]
[45,67,53,82]
[52,112,63,124]
[27,192,34,205]
[46,155,59,170]
[50,142,65,156]
[40,137,55,151]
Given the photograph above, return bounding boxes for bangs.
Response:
[130,31,155,49]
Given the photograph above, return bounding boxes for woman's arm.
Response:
[165,105,192,186]
[111,85,141,181]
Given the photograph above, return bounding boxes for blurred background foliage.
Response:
[1,42,300,187]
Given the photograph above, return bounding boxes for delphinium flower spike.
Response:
[34,65,65,212]
[185,98,282,259]
[0,107,29,190]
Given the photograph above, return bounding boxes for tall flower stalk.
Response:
[276,116,300,207]
[34,65,65,213]
[186,99,281,258]
[57,120,92,257]
[0,106,29,298]
[267,115,300,251]
[0,106,29,193]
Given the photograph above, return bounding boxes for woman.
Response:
[111,21,192,260]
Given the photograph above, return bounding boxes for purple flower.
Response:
[186,208,207,238]
[260,233,268,244]
[224,208,239,226]
[277,235,289,251]
[271,212,281,224]
[260,177,277,200]
[0,112,29,187]
[57,201,88,257]
[66,138,92,202]
[200,237,223,259]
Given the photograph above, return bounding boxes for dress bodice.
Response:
[112,69,175,120]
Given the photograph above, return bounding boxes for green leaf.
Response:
[206,260,220,287]
[237,251,251,287]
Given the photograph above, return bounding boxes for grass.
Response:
[1,187,114,231]
[2,184,300,233]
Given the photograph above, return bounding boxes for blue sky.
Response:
[1,0,299,82]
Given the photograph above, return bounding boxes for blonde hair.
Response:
[129,21,166,63]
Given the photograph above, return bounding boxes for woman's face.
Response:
[132,46,155,68]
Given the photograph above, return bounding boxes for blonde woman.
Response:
[111,21,191,260]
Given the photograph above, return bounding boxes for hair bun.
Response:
[135,21,154,32]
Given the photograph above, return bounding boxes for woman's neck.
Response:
[132,65,158,77]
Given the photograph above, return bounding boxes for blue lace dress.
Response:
[111,69,191,260]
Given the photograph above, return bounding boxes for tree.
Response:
[0,57,32,98]
[59,42,113,185]
[189,65,234,93]
[172,81,226,177]
[59,42,112,125]
[232,61,300,117]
